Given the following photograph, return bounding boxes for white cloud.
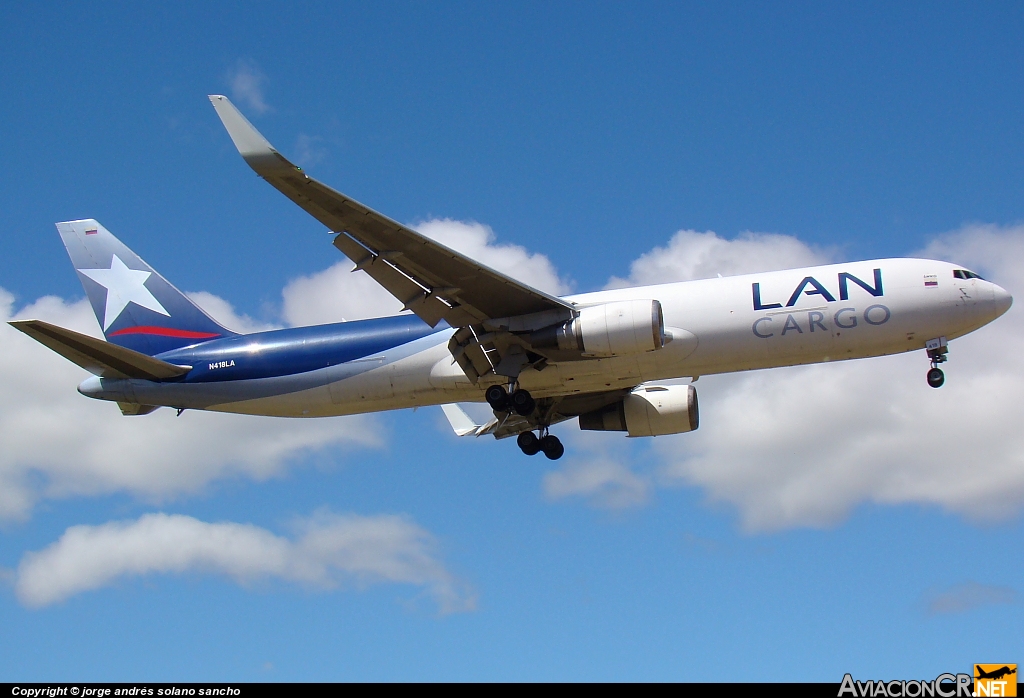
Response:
[15,511,475,614]
[917,222,1024,279]
[185,291,277,334]
[544,458,651,509]
[627,225,1024,531]
[926,581,1018,615]
[414,219,571,296]
[282,261,403,325]
[1,291,379,521]
[281,218,570,326]
[294,133,327,168]
[226,59,269,115]
[606,229,832,288]
[543,433,651,510]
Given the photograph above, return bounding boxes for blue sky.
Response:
[1,2,1022,681]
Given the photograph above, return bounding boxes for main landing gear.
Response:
[485,383,563,459]
[485,383,536,416]
[517,429,564,460]
[925,337,948,388]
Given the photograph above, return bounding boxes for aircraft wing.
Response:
[209,95,573,331]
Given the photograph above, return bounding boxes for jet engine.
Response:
[530,299,665,357]
[579,384,698,437]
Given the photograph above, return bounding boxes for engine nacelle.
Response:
[579,384,698,437]
[530,299,665,357]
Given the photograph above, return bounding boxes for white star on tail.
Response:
[78,255,170,330]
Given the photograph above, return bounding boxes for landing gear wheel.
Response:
[485,384,509,410]
[925,339,949,389]
[517,431,541,456]
[540,434,564,460]
[511,389,536,416]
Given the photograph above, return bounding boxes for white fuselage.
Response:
[86,257,1011,418]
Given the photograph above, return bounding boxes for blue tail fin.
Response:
[58,219,236,355]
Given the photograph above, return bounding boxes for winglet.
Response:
[208,94,295,173]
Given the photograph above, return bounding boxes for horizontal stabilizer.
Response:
[9,319,191,380]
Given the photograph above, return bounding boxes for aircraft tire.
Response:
[511,389,536,416]
[927,367,945,388]
[517,431,541,455]
[485,384,509,410]
[540,435,564,460]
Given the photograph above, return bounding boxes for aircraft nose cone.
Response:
[992,283,1013,318]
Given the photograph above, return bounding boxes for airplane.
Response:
[975,666,1016,681]
[10,95,1014,461]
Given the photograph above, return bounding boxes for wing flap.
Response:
[332,230,464,326]
[9,320,191,380]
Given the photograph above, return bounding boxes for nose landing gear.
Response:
[925,337,948,388]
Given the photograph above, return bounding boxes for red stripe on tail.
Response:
[107,326,221,339]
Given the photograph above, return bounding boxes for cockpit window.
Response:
[953,269,984,280]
